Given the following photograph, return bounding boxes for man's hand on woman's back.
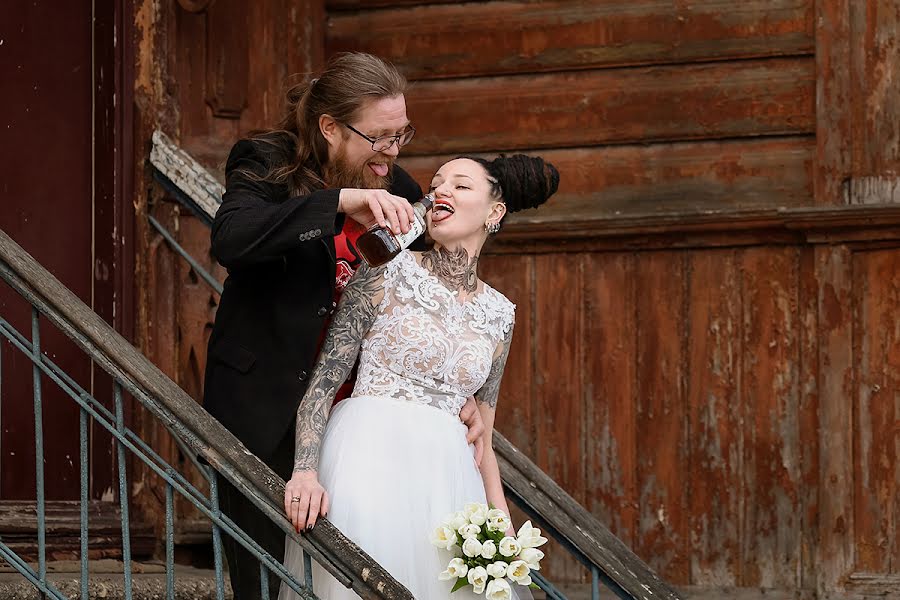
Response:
[459,396,486,466]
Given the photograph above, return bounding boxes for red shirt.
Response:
[321,220,368,402]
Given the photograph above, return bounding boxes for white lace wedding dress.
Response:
[280,250,523,599]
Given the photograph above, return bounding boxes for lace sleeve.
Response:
[293,263,388,472]
[474,314,515,410]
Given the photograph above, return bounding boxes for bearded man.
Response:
[203,53,485,599]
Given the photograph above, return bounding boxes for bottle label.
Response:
[394,214,426,250]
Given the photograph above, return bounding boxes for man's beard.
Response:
[324,146,393,190]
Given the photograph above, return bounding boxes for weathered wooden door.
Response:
[0,0,135,556]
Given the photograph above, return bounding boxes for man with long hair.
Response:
[203,53,484,599]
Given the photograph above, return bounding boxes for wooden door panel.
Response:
[851,248,900,575]
[0,0,95,502]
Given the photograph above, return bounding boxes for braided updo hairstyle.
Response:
[462,154,560,231]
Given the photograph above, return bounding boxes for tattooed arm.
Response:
[474,321,516,534]
[284,263,387,531]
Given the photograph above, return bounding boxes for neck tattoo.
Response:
[421,246,479,293]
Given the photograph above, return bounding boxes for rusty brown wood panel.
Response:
[172,215,221,531]
[739,247,802,588]
[245,0,289,129]
[814,0,852,205]
[797,248,820,591]
[850,1,900,178]
[815,244,855,591]
[404,58,814,155]
[686,249,742,586]
[533,254,586,582]
[480,254,535,456]
[852,248,900,574]
[584,253,638,548]
[292,1,327,76]
[479,254,536,547]
[399,136,815,218]
[327,0,813,79]
[172,7,208,142]
[327,0,459,9]
[142,206,218,534]
[205,0,249,119]
[175,216,221,403]
[175,0,319,162]
[634,251,689,583]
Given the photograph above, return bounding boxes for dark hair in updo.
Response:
[459,154,560,231]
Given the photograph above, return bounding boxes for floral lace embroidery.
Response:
[351,251,515,417]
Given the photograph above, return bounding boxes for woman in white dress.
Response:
[280,154,559,599]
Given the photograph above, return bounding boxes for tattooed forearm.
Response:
[475,321,514,409]
[293,264,385,472]
[421,246,478,293]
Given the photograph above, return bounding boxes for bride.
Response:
[280,154,559,599]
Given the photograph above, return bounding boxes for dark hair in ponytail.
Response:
[240,53,407,195]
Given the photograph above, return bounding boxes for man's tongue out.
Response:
[368,162,389,177]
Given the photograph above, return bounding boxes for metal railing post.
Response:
[80,401,90,600]
[165,482,176,600]
[207,466,227,599]
[114,382,134,598]
[31,309,48,594]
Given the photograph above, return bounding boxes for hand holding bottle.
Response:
[357,193,434,267]
[337,188,415,235]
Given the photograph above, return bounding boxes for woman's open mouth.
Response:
[431,200,455,223]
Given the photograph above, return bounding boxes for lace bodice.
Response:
[351,251,515,417]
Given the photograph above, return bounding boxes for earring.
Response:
[485,222,501,234]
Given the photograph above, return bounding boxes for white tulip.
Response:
[518,547,545,570]
[458,524,482,540]
[486,561,509,579]
[464,502,485,518]
[498,536,522,558]
[430,525,457,550]
[465,503,488,526]
[438,557,469,581]
[462,537,484,558]
[485,577,512,600]
[516,520,548,549]
[467,566,489,595]
[449,511,469,532]
[481,540,498,560]
[507,560,532,586]
[486,508,511,533]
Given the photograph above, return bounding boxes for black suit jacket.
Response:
[203,136,423,461]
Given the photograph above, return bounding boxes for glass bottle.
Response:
[356,193,434,267]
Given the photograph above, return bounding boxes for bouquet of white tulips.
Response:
[430,502,548,599]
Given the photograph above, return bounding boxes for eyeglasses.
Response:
[342,122,416,152]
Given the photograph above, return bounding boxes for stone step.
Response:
[0,560,232,600]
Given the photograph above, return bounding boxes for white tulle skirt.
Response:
[279,395,528,600]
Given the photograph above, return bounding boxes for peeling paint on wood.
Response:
[400,136,815,219]
[328,0,814,79]
[404,58,815,155]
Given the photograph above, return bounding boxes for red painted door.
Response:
[0,0,131,514]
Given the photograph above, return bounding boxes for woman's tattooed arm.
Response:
[475,320,514,409]
[293,263,386,472]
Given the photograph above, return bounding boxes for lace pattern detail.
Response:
[351,251,515,417]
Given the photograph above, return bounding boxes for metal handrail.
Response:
[149,129,685,600]
[0,227,412,600]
